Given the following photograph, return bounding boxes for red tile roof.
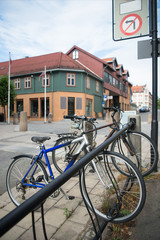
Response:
[67,45,111,67]
[132,85,146,92]
[0,52,91,77]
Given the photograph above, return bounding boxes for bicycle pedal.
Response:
[68,195,75,200]
[36,175,44,182]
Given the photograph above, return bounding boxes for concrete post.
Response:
[128,115,141,168]
[13,113,19,125]
[19,112,28,131]
[48,113,53,123]
[128,115,141,132]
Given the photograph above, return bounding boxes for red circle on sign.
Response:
[120,14,142,36]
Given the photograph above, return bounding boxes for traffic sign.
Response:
[120,14,142,36]
[113,0,149,41]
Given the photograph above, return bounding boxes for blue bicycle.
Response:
[6,116,146,223]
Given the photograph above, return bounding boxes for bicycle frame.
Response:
[21,133,90,190]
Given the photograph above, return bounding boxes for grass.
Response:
[63,208,73,219]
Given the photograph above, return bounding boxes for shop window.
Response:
[31,99,38,117]
[86,99,92,116]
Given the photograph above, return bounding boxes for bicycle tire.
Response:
[80,151,146,223]
[6,155,48,206]
[52,136,84,174]
[111,130,158,177]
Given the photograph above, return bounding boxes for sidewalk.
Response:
[0,120,160,240]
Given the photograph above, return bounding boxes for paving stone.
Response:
[53,220,85,240]
[69,206,90,225]
[18,220,57,240]
[44,207,66,228]
[54,195,81,212]
[0,225,26,240]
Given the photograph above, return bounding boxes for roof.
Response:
[103,57,118,67]
[66,45,111,68]
[0,52,97,78]
[132,85,146,93]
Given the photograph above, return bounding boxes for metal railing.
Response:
[0,122,133,239]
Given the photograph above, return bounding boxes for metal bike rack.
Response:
[0,122,133,239]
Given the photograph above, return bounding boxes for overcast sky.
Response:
[0,0,160,96]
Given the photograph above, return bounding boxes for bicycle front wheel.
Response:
[6,155,48,206]
[80,151,146,223]
[111,130,158,177]
[52,136,84,174]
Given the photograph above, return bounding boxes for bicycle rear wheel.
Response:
[80,151,146,223]
[6,155,48,206]
[111,130,158,177]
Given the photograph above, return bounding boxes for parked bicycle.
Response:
[52,108,158,177]
[6,120,146,223]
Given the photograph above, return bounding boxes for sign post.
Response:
[112,0,159,170]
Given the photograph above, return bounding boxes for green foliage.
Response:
[158,98,160,109]
[0,75,16,120]
[63,208,73,218]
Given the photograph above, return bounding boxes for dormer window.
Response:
[119,68,122,76]
[72,50,79,60]
[112,61,116,71]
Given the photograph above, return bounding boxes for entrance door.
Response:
[68,97,75,115]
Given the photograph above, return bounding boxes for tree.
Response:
[0,75,16,121]
[158,98,160,109]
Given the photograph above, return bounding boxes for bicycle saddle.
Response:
[31,136,51,143]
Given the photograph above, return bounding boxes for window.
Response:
[14,78,20,89]
[86,99,92,116]
[76,98,82,110]
[72,50,79,59]
[113,78,116,86]
[41,98,49,117]
[112,61,116,71]
[96,81,99,92]
[103,71,109,83]
[31,99,38,117]
[67,73,75,86]
[86,76,91,89]
[24,77,31,89]
[116,79,119,89]
[42,74,50,87]
[109,75,112,85]
[61,97,66,109]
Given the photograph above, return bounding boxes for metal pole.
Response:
[8,52,11,124]
[151,0,158,152]
[44,66,47,123]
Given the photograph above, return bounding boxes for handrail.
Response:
[0,122,133,237]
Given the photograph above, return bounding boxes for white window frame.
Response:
[42,74,50,87]
[14,78,20,89]
[24,77,31,89]
[96,81,99,92]
[72,50,79,60]
[66,73,76,87]
[86,76,91,89]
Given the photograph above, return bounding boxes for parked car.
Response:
[139,106,150,112]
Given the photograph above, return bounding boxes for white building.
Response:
[132,85,152,109]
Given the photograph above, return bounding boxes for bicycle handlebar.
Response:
[64,115,96,122]
[103,107,123,113]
